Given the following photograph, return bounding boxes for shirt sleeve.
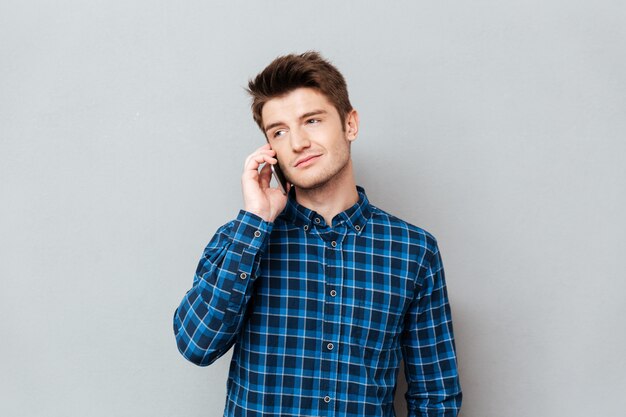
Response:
[401,241,463,416]
[173,210,272,366]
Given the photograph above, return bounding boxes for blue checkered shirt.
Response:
[174,187,462,416]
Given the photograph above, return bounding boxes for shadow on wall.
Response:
[394,361,409,416]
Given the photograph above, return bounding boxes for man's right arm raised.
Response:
[173,210,272,366]
[174,144,287,366]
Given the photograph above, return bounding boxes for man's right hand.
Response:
[242,144,290,222]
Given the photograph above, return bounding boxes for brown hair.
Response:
[247,51,353,132]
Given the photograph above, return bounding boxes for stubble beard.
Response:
[285,148,351,192]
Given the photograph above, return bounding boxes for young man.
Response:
[173,52,462,416]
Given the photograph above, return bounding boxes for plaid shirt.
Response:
[174,187,462,416]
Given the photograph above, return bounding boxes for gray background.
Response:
[1,1,625,416]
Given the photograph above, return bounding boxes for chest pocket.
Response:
[350,272,413,351]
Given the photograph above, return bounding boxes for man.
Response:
[173,51,462,416]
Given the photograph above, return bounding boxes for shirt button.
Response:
[355,225,361,231]
[304,225,309,231]
[329,289,337,297]
[323,396,331,403]
[239,272,247,280]
[253,230,261,238]
[327,343,334,351]
[331,241,337,248]
[314,218,321,224]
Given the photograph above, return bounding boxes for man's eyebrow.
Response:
[264,110,328,133]
[264,121,284,133]
[300,110,327,120]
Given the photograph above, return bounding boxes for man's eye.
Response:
[307,119,320,124]
[273,130,286,138]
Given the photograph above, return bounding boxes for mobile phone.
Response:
[271,162,289,195]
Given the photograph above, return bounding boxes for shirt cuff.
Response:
[231,210,273,252]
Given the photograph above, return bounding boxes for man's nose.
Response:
[290,127,311,152]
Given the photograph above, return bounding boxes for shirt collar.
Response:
[282,186,372,234]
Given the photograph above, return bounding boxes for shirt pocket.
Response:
[347,340,403,406]
[351,279,410,351]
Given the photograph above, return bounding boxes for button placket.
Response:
[319,226,346,411]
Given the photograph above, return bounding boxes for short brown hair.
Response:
[247,51,353,132]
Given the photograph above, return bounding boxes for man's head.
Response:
[247,51,353,133]
[246,52,359,192]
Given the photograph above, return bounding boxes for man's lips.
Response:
[294,154,321,168]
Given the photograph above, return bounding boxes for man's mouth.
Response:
[294,154,321,168]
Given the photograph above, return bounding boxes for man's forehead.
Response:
[261,88,335,127]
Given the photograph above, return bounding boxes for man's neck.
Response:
[294,160,359,226]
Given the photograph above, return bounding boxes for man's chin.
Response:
[290,180,327,191]
[288,163,349,192]
[288,174,332,192]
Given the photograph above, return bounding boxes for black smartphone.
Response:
[271,162,289,195]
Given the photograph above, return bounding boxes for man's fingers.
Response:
[259,163,272,189]
[244,153,277,172]
[244,145,275,165]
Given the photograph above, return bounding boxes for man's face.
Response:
[262,88,358,190]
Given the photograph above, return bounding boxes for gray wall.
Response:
[2,1,624,416]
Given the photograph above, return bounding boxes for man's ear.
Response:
[345,109,359,142]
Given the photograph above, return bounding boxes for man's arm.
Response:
[173,144,288,366]
[173,210,271,366]
[401,242,463,416]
